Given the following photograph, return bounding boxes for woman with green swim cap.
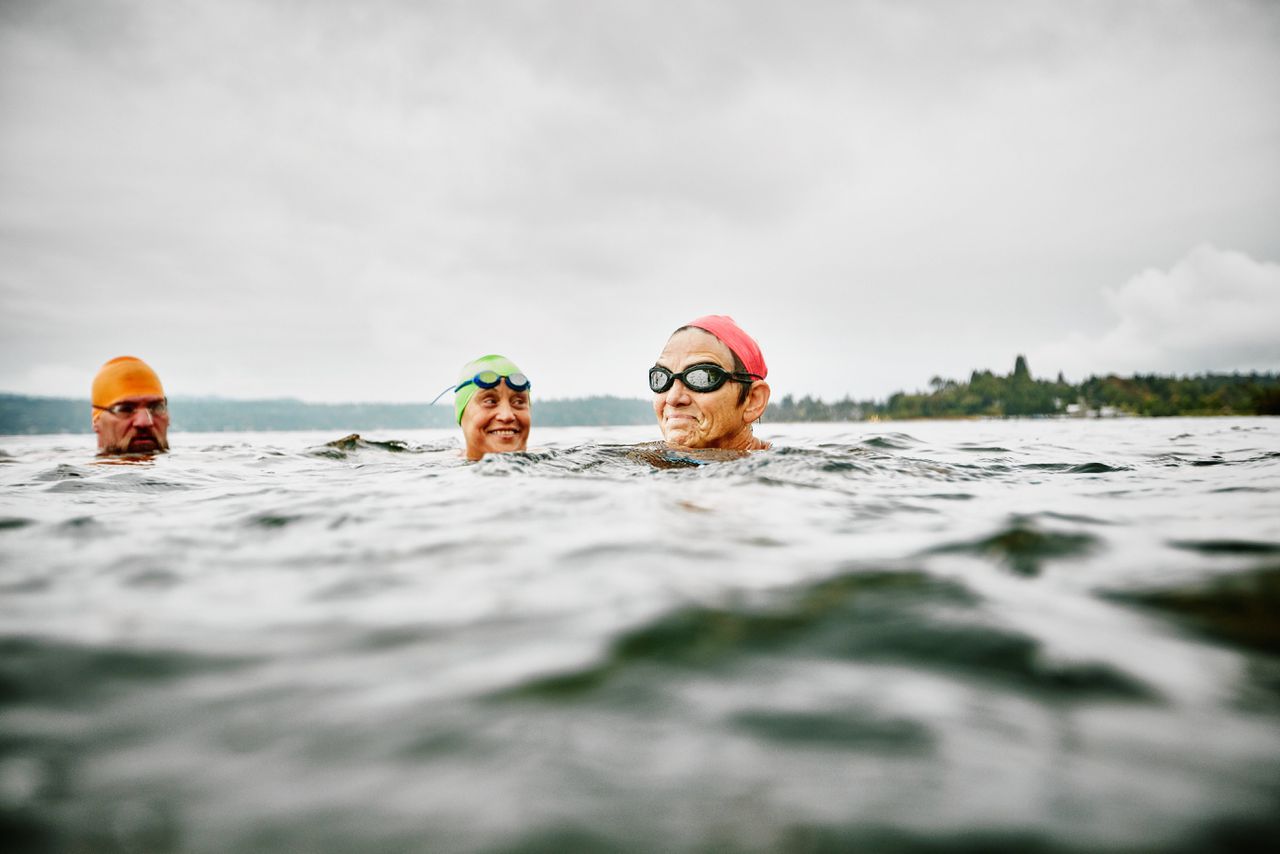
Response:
[451,354,532,460]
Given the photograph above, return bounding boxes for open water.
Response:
[1,418,1279,853]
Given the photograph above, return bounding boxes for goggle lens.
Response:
[684,367,723,391]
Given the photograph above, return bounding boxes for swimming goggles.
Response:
[431,372,531,404]
[458,371,530,393]
[93,399,169,417]
[648,363,760,394]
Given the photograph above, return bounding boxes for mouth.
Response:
[127,433,158,452]
[486,429,522,439]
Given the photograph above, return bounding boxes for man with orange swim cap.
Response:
[91,356,170,455]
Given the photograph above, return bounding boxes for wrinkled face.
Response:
[652,328,750,449]
[460,383,531,460]
[94,395,170,455]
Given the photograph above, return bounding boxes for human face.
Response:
[94,395,170,455]
[460,383,531,460]
[653,328,755,449]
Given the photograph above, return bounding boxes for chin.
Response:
[663,430,698,447]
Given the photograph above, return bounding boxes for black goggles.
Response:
[457,371,531,393]
[649,363,759,394]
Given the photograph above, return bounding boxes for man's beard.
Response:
[122,428,167,454]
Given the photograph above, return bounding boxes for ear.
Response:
[92,418,101,436]
[743,381,771,425]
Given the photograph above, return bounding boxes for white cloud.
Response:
[1032,245,1280,379]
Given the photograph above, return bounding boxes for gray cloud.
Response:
[2,0,1278,403]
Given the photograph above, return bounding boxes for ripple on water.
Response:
[1017,461,1130,474]
[0,576,50,594]
[1036,510,1113,525]
[0,636,256,708]
[928,518,1100,576]
[1067,461,1131,473]
[31,464,85,482]
[311,573,410,601]
[1170,539,1280,556]
[1104,566,1280,658]
[308,433,430,459]
[860,433,919,450]
[498,569,1152,704]
[44,479,99,493]
[729,708,934,753]
[41,475,188,494]
[121,567,185,589]
[245,512,309,529]
[51,516,105,540]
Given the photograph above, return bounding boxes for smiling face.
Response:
[652,327,770,450]
[460,383,531,460]
[94,395,171,455]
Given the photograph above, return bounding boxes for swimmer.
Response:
[445,354,531,460]
[650,315,771,451]
[91,356,170,456]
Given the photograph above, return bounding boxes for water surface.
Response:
[2,418,1278,853]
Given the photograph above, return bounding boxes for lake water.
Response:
[2,418,1279,853]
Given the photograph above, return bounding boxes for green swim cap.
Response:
[454,354,525,424]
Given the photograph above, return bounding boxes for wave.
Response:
[499,569,1151,704]
[927,519,1100,576]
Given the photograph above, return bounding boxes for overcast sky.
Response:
[2,0,1278,404]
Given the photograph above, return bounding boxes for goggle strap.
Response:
[429,383,460,406]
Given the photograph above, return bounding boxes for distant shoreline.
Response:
[1,403,1273,438]
[3,360,1277,435]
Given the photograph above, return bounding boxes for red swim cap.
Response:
[683,315,768,379]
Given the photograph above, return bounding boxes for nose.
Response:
[664,379,692,406]
[131,406,155,426]
[494,400,516,422]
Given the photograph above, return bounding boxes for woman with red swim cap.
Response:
[648,315,772,451]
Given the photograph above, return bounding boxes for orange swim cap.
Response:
[91,356,165,422]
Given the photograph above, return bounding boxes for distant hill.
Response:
[4,360,1277,435]
[0,394,653,435]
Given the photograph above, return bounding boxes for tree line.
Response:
[766,356,1280,421]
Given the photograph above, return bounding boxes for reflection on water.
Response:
[1,418,1279,853]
